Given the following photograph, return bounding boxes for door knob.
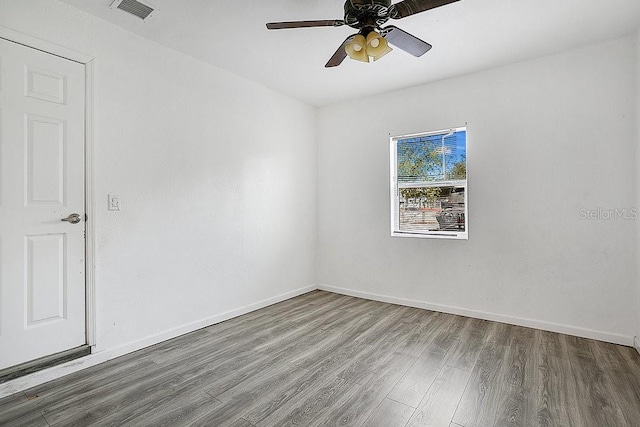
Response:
[61,213,82,224]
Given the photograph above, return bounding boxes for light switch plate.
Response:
[108,194,121,211]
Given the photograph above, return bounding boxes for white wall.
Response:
[0,0,317,352]
[318,36,638,344]
[636,30,640,352]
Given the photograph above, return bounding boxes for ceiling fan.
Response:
[266,0,461,67]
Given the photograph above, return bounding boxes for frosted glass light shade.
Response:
[366,31,392,61]
[345,34,369,62]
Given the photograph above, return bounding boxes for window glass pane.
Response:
[399,186,466,233]
[397,131,466,183]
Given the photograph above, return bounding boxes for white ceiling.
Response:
[58,0,640,107]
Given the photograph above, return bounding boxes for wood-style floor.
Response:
[1,290,640,426]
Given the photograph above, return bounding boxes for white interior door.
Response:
[0,38,86,371]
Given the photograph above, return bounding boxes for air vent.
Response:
[111,0,155,20]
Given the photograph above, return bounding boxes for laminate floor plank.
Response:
[48,373,186,426]
[393,306,436,325]
[139,329,219,364]
[533,329,565,359]
[1,291,639,427]
[446,318,491,371]
[152,319,305,371]
[387,348,449,408]
[442,313,470,341]
[0,396,44,425]
[501,325,536,389]
[565,340,623,418]
[162,395,259,427]
[395,312,449,358]
[170,321,307,380]
[299,302,373,331]
[40,361,180,425]
[336,321,415,385]
[362,398,415,427]
[456,377,536,426]
[370,315,419,349]
[351,306,407,346]
[315,300,393,332]
[451,343,508,426]
[272,294,361,326]
[14,359,160,423]
[128,393,222,427]
[201,331,331,397]
[297,338,373,380]
[293,315,383,370]
[228,419,256,427]
[0,409,50,427]
[565,335,598,365]
[205,306,307,337]
[203,291,342,337]
[420,315,461,358]
[315,352,416,426]
[406,365,472,427]
[250,321,333,357]
[212,363,310,408]
[240,369,342,425]
[243,341,371,425]
[493,385,535,427]
[0,389,28,408]
[254,376,355,427]
[533,352,576,427]
[459,335,541,426]
[244,291,336,319]
[485,321,513,348]
[592,338,640,378]
[0,392,36,426]
[92,379,219,427]
[600,369,640,426]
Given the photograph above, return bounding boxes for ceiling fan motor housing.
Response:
[344,0,392,29]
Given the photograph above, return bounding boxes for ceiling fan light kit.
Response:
[266,0,461,67]
[345,30,393,63]
[366,31,392,61]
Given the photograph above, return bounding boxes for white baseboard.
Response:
[0,284,316,399]
[318,284,634,347]
[634,337,640,355]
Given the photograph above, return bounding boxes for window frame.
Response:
[389,127,468,240]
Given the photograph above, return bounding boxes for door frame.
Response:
[0,26,97,350]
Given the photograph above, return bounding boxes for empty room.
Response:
[1,0,640,425]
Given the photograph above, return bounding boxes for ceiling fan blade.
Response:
[390,0,461,19]
[381,25,432,57]
[325,35,356,68]
[266,20,345,30]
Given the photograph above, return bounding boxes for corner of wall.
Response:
[313,107,321,287]
[635,337,640,355]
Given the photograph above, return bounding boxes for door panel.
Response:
[26,234,66,326]
[26,115,66,205]
[0,37,86,371]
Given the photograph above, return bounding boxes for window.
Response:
[390,127,467,240]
